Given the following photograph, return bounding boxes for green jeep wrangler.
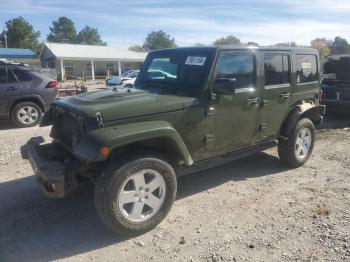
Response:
[23,46,325,236]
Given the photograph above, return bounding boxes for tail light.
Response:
[46,81,58,88]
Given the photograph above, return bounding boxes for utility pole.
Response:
[3,27,7,48]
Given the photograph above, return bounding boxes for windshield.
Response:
[122,70,137,77]
[135,48,215,93]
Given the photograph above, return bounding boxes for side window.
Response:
[7,69,18,83]
[0,68,6,84]
[12,69,32,82]
[264,54,290,86]
[296,55,318,83]
[215,53,255,89]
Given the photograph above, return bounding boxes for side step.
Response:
[176,141,277,177]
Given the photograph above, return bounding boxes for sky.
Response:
[0,0,349,48]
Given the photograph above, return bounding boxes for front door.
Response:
[0,67,22,117]
[259,52,292,139]
[210,50,260,154]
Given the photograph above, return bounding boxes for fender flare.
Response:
[280,101,325,137]
[75,121,193,165]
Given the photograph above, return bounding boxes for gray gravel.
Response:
[0,114,349,262]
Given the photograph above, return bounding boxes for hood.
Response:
[54,88,199,122]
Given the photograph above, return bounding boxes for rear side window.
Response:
[12,69,32,82]
[296,55,318,83]
[0,68,6,84]
[264,54,290,86]
[216,53,255,89]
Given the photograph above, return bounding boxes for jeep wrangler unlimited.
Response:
[23,46,325,236]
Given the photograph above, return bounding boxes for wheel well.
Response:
[280,106,320,137]
[10,98,45,117]
[107,137,186,167]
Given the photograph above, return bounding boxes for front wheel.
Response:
[278,118,315,167]
[94,155,177,236]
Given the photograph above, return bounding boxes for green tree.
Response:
[142,30,177,51]
[331,36,350,54]
[4,17,41,54]
[47,16,77,43]
[76,26,106,45]
[128,45,146,52]
[311,38,332,58]
[213,35,241,45]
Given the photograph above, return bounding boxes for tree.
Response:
[247,41,259,46]
[77,26,106,45]
[142,30,177,51]
[213,35,241,45]
[128,45,146,52]
[311,38,332,58]
[331,36,350,54]
[47,17,77,43]
[4,17,41,54]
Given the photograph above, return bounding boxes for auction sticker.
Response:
[185,56,206,66]
[301,62,312,77]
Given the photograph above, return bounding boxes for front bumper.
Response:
[22,137,66,198]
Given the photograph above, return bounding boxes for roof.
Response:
[0,48,35,59]
[150,45,318,54]
[41,43,147,61]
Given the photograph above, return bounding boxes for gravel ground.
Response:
[0,114,349,262]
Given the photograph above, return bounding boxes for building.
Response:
[40,43,147,81]
[0,48,39,65]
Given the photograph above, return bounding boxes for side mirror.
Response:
[213,77,237,95]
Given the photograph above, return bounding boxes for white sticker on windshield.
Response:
[301,62,312,77]
[185,56,206,66]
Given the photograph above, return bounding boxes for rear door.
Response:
[259,51,292,139]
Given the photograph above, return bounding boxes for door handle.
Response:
[280,92,290,99]
[247,97,258,105]
[6,87,17,91]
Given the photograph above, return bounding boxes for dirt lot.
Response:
[0,114,349,262]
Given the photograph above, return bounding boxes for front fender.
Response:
[75,121,193,165]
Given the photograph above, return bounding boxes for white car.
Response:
[106,70,139,88]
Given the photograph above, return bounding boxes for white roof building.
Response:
[40,43,147,81]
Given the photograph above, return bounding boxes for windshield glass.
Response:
[135,48,215,93]
[122,70,136,77]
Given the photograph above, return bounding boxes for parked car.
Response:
[321,54,350,112]
[23,46,325,236]
[106,69,139,88]
[0,62,58,127]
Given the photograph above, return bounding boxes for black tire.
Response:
[11,101,43,127]
[278,118,315,167]
[94,153,177,236]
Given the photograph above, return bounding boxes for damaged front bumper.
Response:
[21,137,68,198]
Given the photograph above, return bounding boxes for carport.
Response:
[0,48,35,59]
[40,43,147,81]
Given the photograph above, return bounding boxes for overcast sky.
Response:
[0,0,349,48]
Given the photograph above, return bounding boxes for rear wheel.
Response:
[278,118,315,167]
[11,101,43,127]
[94,154,177,236]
